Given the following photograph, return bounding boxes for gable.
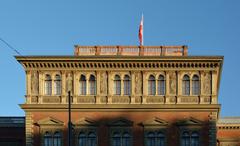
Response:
[108,118,133,126]
[74,117,98,126]
[177,117,202,126]
[142,117,168,126]
[36,117,64,126]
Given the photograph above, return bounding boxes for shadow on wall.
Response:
[30,111,213,146]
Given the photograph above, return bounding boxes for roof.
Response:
[0,117,25,128]
[218,117,240,124]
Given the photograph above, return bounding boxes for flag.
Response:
[138,14,143,46]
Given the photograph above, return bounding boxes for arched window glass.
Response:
[148,75,156,95]
[182,75,190,95]
[88,132,97,146]
[89,75,96,95]
[122,132,131,146]
[112,132,121,146]
[114,75,121,95]
[191,132,199,146]
[54,75,61,95]
[44,131,52,146]
[157,75,165,95]
[79,132,87,146]
[181,131,190,146]
[45,75,52,95]
[79,75,86,95]
[124,75,131,95]
[146,132,155,146]
[53,131,61,146]
[156,132,165,146]
[192,75,200,95]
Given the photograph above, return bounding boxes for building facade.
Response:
[14,45,240,146]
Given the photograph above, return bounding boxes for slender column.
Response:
[211,71,218,103]
[165,71,170,103]
[73,72,77,104]
[26,71,31,104]
[38,71,43,104]
[107,71,112,103]
[61,71,66,103]
[131,72,135,103]
[121,74,124,96]
[142,71,147,103]
[96,71,101,103]
[51,73,54,95]
[155,74,158,95]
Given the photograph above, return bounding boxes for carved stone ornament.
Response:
[31,71,39,94]
[169,72,176,94]
[203,72,211,94]
[66,72,73,93]
[100,72,107,94]
[135,72,142,95]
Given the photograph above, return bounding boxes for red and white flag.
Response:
[138,14,144,46]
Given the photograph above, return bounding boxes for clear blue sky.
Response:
[0,0,240,117]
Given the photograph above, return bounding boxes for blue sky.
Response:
[0,0,240,117]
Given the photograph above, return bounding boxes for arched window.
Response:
[89,75,96,95]
[79,75,86,95]
[124,75,131,95]
[88,132,97,146]
[114,75,121,95]
[54,75,61,95]
[181,131,190,146]
[53,131,61,146]
[156,132,165,146]
[182,75,190,95]
[191,132,199,146]
[148,75,156,95]
[192,75,200,95]
[79,132,87,146]
[112,132,121,146]
[122,132,131,146]
[146,132,165,146]
[146,132,155,146]
[45,74,52,95]
[44,131,52,146]
[157,75,165,95]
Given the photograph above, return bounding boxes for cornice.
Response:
[15,56,223,71]
[19,104,221,112]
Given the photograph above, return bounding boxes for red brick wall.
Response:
[31,111,212,146]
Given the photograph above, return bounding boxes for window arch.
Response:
[156,132,165,146]
[192,75,200,95]
[78,132,87,146]
[124,75,131,95]
[181,131,190,146]
[122,132,131,146]
[45,74,52,95]
[146,132,165,146]
[79,75,87,95]
[114,75,121,95]
[157,75,165,95]
[148,75,156,95]
[44,131,52,146]
[191,132,199,146]
[54,75,61,95]
[53,131,61,146]
[146,132,155,146]
[88,132,97,146]
[89,75,96,95]
[112,131,131,146]
[182,75,190,95]
[112,132,121,146]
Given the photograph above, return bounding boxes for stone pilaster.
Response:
[209,112,217,146]
[25,112,33,146]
